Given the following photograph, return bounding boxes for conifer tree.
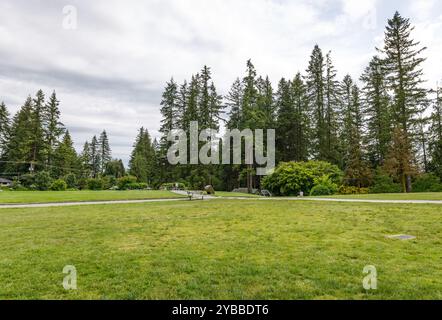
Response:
[90,135,101,178]
[159,78,179,138]
[305,45,326,160]
[129,128,156,184]
[44,91,65,166]
[226,78,243,129]
[378,11,429,191]
[0,101,10,157]
[429,85,442,178]
[323,51,342,165]
[30,90,46,167]
[360,56,391,166]
[98,130,111,174]
[53,130,79,177]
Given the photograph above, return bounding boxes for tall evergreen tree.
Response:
[90,135,101,178]
[159,78,179,138]
[30,90,46,168]
[129,127,156,183]
[53,130,78,177]
[98,130,111,174]
[226,78,243,129]
[0,101,10,158]
[429,85,442,179]
[4,97,35,174]
[360,56,391,166]
[44,91,65,166]
[80,141,92,178]
[305,45,326,160]
[323,51,342,165]
[378,11,429,191]
[342,83,371,187]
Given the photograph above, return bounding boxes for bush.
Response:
[50,179,67,191]
[126,182,148,190]
[11,181,28,191]
[86,178,104,190]
[161,182,187,190]
[117,176,138,190]
[34,171,53,191]
[261,161,343,196]
[102,175,116,190]
[338,185,369,195]
[310,184,333,196]
[64,173,77,189]
[369,173,401,194]
[412,174,442,192]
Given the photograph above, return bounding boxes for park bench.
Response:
[187,190,204,201]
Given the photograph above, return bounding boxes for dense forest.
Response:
[0,12,441,193]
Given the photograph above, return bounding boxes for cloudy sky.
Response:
[0,0,441,164]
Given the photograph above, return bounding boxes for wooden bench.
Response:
[187,190,204,201]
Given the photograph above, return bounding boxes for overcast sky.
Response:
[0,0,441,164]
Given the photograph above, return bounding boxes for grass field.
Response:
[1,199,442,299]
[316,192,442,201]
[0,190,184,204]
[214,191,260,198]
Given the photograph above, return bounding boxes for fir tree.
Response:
[360,56,391,166]
[323,51,342,165]
[98,130,111,174]
[378,11,429,191]
[305,45,326,160]
[429,85,442,178]
[44,91,65,166]
[53,130,79,177]
[0,101,10,157]
[90,135,101,178]
[226,78,243,129]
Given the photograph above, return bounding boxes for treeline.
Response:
[0,12,441,193]
[154,12,442,192]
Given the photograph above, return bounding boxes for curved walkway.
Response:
[1,194,442,209]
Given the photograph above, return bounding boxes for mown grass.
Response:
[315,192,442,201]
[214,191,261,198]
[0,190,184,204]
[1,199,442,299]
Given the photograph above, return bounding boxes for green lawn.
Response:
[314,192,442,201]
[1,199,442,299]
[214,191,261,198]
[0,190,183,204]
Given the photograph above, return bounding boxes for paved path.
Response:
[1,194,441,209]
[0,198,186,209]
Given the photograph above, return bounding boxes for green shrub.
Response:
[86,178,104,190]
[64,173,77,189]
[117,176,138,190]
[310,184,333,196]
[261,161,343,196]
[126,182,148,190]
[12,181,28,191]
[50,179,67,191]
[313,175,338,194]
[338,185,369,194]
[412,174,442,192]
[102,175,116,190]
[18,174,35,188]
[369,173,401,194]
[161,182,187,190]
[34,171,53,191]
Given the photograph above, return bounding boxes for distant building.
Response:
[0,178,12,187]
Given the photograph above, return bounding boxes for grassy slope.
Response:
[0,190,184,204]
[1,200,442,299]
[315,192,442,201]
